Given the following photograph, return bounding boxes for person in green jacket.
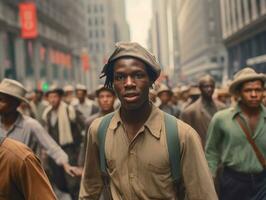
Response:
[205,67,266,200]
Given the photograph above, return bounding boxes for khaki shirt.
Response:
[0,138,57,200]
[79,105,217,200]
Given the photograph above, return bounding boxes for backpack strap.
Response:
[0,135,6,146]
[98,112,115,174]
[164,113,181,183]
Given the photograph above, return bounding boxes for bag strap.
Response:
[98,112,115,174]
[236,115,266,169]
[164,113,181,183]
[0,135,6,145]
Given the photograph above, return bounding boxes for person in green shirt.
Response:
[205,67,266,200]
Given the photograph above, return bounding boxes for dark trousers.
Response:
[219,167,266,200]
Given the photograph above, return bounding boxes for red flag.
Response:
[19,3,38,39]
[81,54,90,71]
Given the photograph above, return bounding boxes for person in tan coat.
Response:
[79,42,217,200]
[181,75,226,147]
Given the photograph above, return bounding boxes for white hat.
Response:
[0,78,29,104]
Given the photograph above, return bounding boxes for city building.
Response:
[220,0,266,78]
[177,0,227,83]
[84,0,130,91]
[0,0,88,90]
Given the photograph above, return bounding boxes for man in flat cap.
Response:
[79,42,217,200]
[181,75,225,147]
[205,67,266,200]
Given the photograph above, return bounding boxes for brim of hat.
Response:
[229,74,266,94]
[0,90,29,104]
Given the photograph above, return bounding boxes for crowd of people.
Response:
[0,41,266,200]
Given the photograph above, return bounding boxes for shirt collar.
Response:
[232,103,266,119]
[109,104,163,139]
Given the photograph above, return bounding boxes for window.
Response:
[102,30,105,37]
[95,18,98,26]
[94,4,98,13]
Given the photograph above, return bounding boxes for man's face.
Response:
[158,91,172,104]
[0,93,20,114]
[76,90,86,102]
[199,79,215,99]
[239,80,264,108]
[47,92,61,108]
[98,90,115,112]
[113,57,151,110]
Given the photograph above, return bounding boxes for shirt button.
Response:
[129,150,134,155]
[129,174,134,178]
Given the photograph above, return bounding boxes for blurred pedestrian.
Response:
[79,42,217,200]
[43,86,83,199]
[63,85,76,105]
[181,75,225,147]
[0,136,57,200]
[205,67,266,200]
[29,89,49,123]
[0,79,77,179]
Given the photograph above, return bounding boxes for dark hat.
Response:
[229,67,266,94]
[46,85,64,96]
[101,42,161,81]
[95,85,115,96]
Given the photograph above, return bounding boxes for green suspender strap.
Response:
[98,112,180,183]
[0,135,6,145]
[164,113,181,183]
[98,112,115,174]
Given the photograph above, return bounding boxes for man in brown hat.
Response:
[0,79,78,176]
[181,75,225,147]
[79,42,217,200]
[205,67,266,200]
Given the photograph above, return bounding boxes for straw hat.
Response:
[0,78,29,104]
[75,84,87,91]
[229,67,266,94]
[157,84,173,96]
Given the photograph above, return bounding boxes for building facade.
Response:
[84,0,130,91]
[220,0,266,77]
[177,0,227,83]
[0,0,88,90]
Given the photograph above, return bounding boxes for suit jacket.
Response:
[181,97,225,147]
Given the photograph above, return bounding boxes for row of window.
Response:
[89,30,105,38]
[88,4,104,13]
[89,43,106,53]
[88,17,105,26]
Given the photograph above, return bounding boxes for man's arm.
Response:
[179,121,218,200]
[205,115,223,176]
[79,119,104,200]
[17,152,57,200]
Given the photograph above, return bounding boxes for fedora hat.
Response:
[0,78,29,104]
[229,67,266,94]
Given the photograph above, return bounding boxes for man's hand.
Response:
[62,163,81,177]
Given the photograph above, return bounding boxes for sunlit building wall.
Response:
[178,0,227,83]
[220,0,266,77]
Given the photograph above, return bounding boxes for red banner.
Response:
[19,3,38,39]
[81,54,90,71]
